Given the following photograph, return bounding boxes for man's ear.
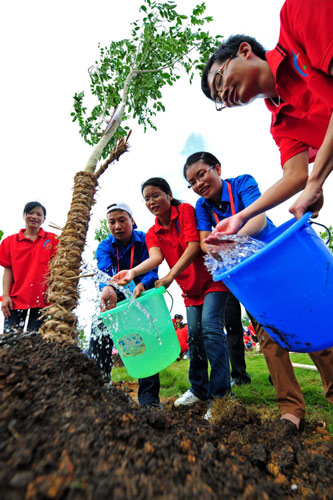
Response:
[238,42,253,59]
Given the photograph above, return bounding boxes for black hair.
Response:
[201,34,267,100]
[174,314,183,320]
[23,201,46,218]
[183,152,221,179]
[141,177,181,206]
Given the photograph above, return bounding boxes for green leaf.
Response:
[71,0,220,157]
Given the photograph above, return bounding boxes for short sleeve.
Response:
[179,204,200,243]
[233,175,263,207]
[283,0,333,74]
[274,135,311,166]
[145,227,161,251]
[195,199,214,231]
[0,237,12,268]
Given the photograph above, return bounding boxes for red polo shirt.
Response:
[0,228,58,309]
[265,0,333,167]
[145,203,227,307]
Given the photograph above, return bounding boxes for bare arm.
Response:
[206,151,309,237]
[114,246,164,285]
[199,231,211,254]
[2,267,14,319]
[290,111,333,219]
[237,213,267,237]
[155,241,200,289]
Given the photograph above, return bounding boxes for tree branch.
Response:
[84,67,137,173]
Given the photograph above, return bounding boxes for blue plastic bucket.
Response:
[98,286,180,378]
[212,213,333,352]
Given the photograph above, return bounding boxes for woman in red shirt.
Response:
[0,201,58,333]
[114,178,231,419]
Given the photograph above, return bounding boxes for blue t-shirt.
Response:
[96,230,158,290]
[195,175,275,241]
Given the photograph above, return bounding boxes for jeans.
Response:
[186,291,231,400]
[88,317,160,405]
[4,308,44,333]
[225,293,251,382]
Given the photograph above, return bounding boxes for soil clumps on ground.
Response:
[1,332,332,499]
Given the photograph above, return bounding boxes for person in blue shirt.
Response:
[88,202,160,408]
[184,151,274,389]
[183,151,333,430]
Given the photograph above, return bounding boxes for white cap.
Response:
[106,202,137,228]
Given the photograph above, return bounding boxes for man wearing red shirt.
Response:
[0,201,58,333]
[201,0,333,232]
[199,0,333,429]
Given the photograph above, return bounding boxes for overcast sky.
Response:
[1,0,332,329]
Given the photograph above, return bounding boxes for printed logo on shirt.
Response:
[292,51,308,77]
[43,239,53,250]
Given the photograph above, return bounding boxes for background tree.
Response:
[320,225,333,253]
[94,219,109,244]
[41,0,222,342]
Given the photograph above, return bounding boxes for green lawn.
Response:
[112,351,333,433]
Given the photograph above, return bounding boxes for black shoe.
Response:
[231,377,251,387]
[142,403,163,410]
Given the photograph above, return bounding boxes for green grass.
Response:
[112,351,333,433]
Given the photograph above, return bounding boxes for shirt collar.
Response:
[111,230,139,248]
[264,46,288,113]
[200,180,228,208]
[154,205,178,233]
[18,228,46,241]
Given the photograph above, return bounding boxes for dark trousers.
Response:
[88,320,160,405]
[4,308,44,334]
[224,293,251,383]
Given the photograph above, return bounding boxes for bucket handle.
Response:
[165,289,174,314]
[309,219,332,246]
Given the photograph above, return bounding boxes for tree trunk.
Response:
[40,137,129,343]
[40,171,98,342]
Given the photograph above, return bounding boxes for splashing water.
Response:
[76,263,162,352]
[204,234,266,276]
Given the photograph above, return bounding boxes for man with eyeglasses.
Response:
[199,0,333,429]
[201,0,333,231]
[88,202,161,409]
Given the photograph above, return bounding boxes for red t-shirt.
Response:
[145,203,227,307]
[176,325,189,354]
[0,228,58,309]
[265,0,333,167]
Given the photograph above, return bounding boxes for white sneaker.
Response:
[204,408,212,421]
[174,389,201,407]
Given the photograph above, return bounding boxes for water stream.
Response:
[204,234,267,276]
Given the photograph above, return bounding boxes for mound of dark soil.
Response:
[0,333,332,499]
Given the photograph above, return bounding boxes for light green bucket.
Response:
[98,286,180,378]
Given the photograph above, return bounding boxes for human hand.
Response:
[113,269,135,286]
[289,184,324,219]
[100,286,117,311]
[205,214,244,244]
[1,295,13,319]
[133,283,145,298]
[154,274,174,289]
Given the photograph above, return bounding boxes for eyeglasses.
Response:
[143,192,165,203]
[187,165,215,189]
[213,54,235,111]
